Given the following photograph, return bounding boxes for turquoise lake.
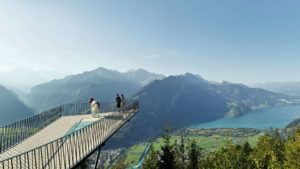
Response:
[190,105,300,129]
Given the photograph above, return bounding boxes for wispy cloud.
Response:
[144,54,161,59]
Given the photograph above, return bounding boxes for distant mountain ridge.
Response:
[106,73,291,148]
[212,81,289,116]
[0,85,33,126]
[26,67,164,111]
[124,68,165,86]
[21,67,293,148]
[254,81,300,96]
[0,67,67,93]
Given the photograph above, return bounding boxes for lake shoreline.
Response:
[190,105,300,129]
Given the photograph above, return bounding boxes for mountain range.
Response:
[106,73,291,148]
[26,68,164,112]
[0,85,33,126]
[254,82,300,96]
[0,67,67,94]
[0,67,295,148]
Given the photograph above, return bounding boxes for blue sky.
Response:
[1,0,300,85]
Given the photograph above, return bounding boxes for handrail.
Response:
[0,100,139,169]
[0,106,63,153]
[0,100,122,154]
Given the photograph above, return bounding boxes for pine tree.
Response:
[179,135,186,168]
[200,140,254,169]
[143,144,159,169]
[200,154,215,169]
[158,125,175,169]
[252,130,284,169]
[237,142,255,169]
[271,128,285,169]
[187,139,202,169]
[284,129,300,168]
[253,134,273,169]
[212,141,240,169]
[174,135,186,169]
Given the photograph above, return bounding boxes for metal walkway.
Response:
[0,101,139,169]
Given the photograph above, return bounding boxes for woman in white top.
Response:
[89,98,100,117]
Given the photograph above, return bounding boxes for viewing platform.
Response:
[0,101,139,169]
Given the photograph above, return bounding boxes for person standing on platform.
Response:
[89,97,100,117]
[121,94,126,112]
[115,94,121,112]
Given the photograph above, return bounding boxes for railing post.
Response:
[70,133,75,165]
[34,148,37,168]
[46,143,50,168]
[18,155,22,169]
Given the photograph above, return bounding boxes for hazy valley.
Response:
[1,67,300,169]
[1,67,297,146]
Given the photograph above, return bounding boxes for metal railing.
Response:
[0,100,129,154]
[0,106,63,153]
[0,100,139,169]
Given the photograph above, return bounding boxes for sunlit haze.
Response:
[1,0,300,89]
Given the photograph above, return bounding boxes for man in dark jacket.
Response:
[115,94,121,112]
